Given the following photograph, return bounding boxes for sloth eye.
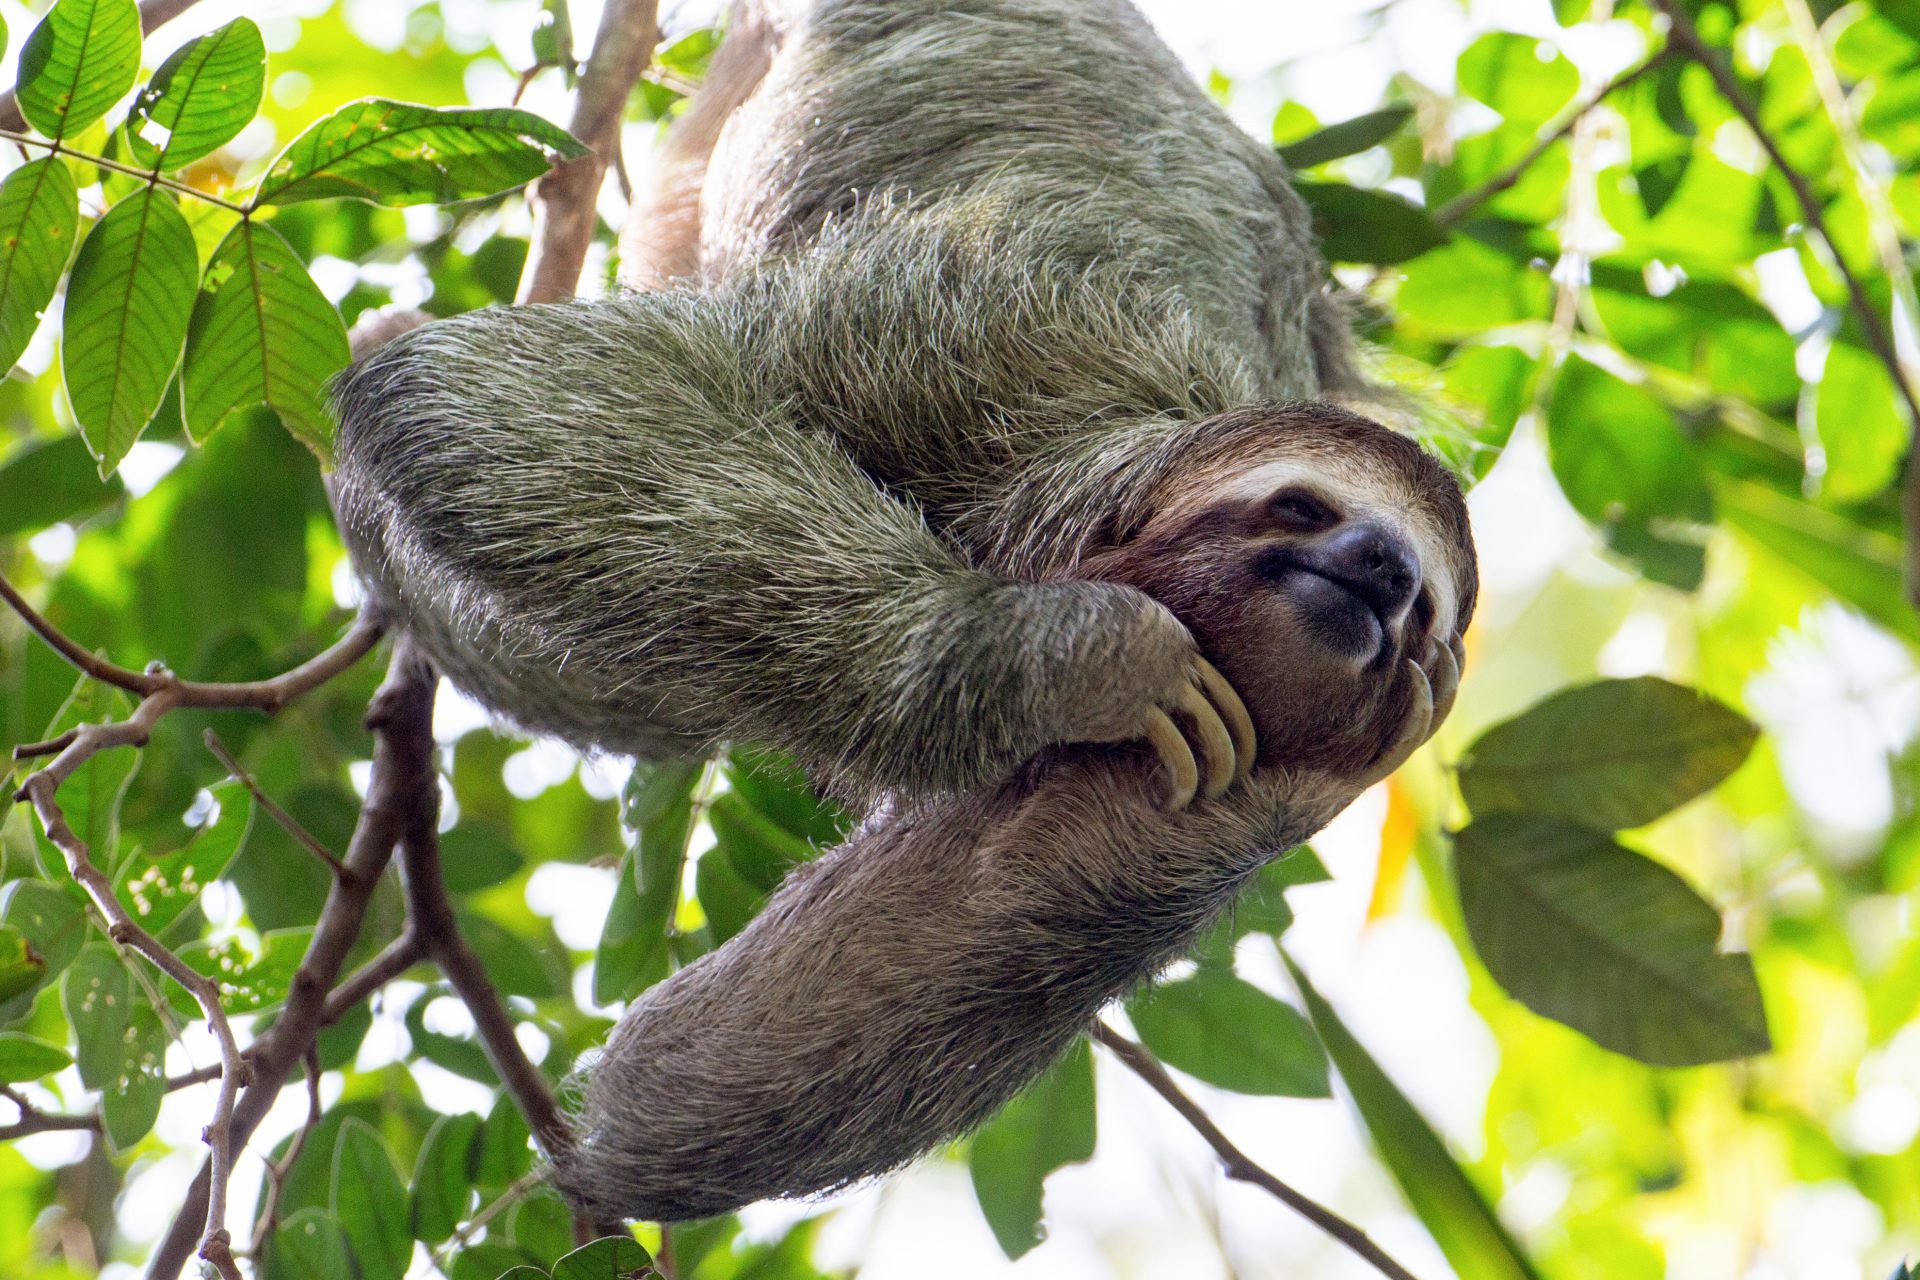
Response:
[1267,488,1339,531]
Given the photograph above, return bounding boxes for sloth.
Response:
[328,0,1478,1226]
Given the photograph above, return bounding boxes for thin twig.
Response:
[16,769,252,1280]
[0,129,250,214]
[202,729,344,876]
[0,0,207,133]
[518,0,661,302]
[1091,1023,1421,1280]
[1650,0,1920,607]
[147,646,432,1280]
[320,930,426,1025]
[245,1049,323,1259]
[1434,47,1672,228]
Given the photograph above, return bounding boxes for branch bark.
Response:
[145,645,435,1280]
[517,0,661,303]
[1091,1023,1421,1280]
[1434,47,1672,228]
[1650,0,1920,608]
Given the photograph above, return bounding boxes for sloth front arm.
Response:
[329,293,1218,798]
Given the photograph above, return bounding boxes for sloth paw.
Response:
[1139,656,1258,811]
[1357,635,1464,787]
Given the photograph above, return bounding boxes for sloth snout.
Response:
[1310,521,1421,621]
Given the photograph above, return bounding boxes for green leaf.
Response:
[0,881,87,998]
[457,909,563,998]
[594,842,672,1005]
[1287,953,1544,1280]
[405,988,497,1084]
[61,944,165,1150]
[1547,355,1710,526]
[1816,343,1910,504]
[116,781,253,937]
[694,843,765,944]
[272,1208,357,1280]
[125,18,265,170]
[1458,32,1579,128]
[15,0,140,139]
[412,1111,482,1245]
[550,1236,654,1280]
[0,433,123,536]
[62,188,198,474]
[253,100,590,207]
[473,1092,535,1192]
[1453,814,1771,1065]
[623,759,701,830]
[706,791,816,892]
[723,747,848,845]
[333,1116,412,1280]
[33,675,138,882]
[1716,476,1917,643]
[440,823,525,893]
[0,928,45,1004]
[0,157,79,370]
[181,219,349,455]
[1127,968,1329,1097]
[169,926,311,1015]
[1278,104,1414,169]
[1294,180,1449,264]
[1459,676,1758,830]
[0,1031,72,1081]
[969,1039,1095,1259]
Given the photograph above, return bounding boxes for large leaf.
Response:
[0,930,46,1005]
[181,219,350,454]
[1547,355,1711,519]
[167,927,311,1016]
[1287,954,1543,1280]
[0,157,78,370]
[125,17,266,170]
[1458,676,1758,830]
[61,944,165,1150]
[1126,968,1329,1097]
[15,0,140,139]
[253,100,590,207]
[0,1031,72,1081]
[1457,32,1579,128]
[0,881,87,999]
[62,188,198,474]
[0,433,122,536]
[271,1209,357,1280]
[411,1111,482,1245]
[968,1038,1095,1259]
[1815,343,1909,504]
[115,780,253,937]
[550,1237,654,1280]
[333,1117,412,1280]
[1278,104,1414,169]
[1717,476,1916,643]
[1454,814,1770,1065]
[1294,180,1449,264]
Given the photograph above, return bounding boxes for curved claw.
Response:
[1361,660,1434,787]
[1193,656,1257,785]
[1143,706,1198,811]
[1175,679,1235,800]
[1426,641,1461,732]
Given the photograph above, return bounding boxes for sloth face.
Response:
[1089,407,1477,778]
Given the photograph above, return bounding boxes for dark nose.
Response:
[1310,521,1421,620]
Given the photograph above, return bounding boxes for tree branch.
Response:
[1434,47,1673,228]
[1091,1023,1421,1280]
[146,645,435,1280]
[517,0,660,303]
[203,730,345,876]
[1649,0,1920,608]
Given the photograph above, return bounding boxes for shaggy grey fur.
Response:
[328,0,1478,1224]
